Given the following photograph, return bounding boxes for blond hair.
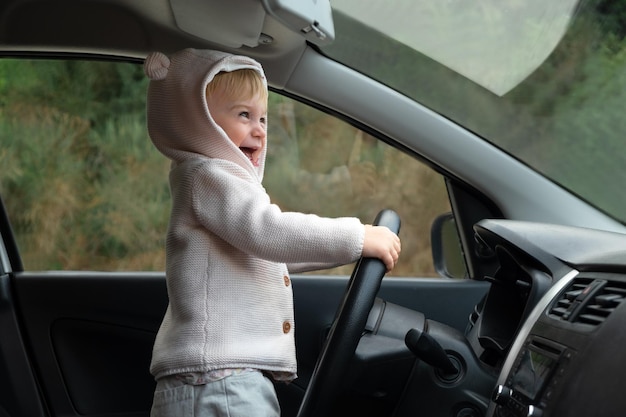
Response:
[206,69,268,103]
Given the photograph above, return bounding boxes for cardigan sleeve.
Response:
[286,261,346,274]
[190,160,365,266]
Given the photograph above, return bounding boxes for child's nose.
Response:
[253,121,266,137]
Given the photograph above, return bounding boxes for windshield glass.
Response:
[323,0,626,223]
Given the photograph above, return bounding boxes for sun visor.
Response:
[262,0,335,46]
[170,0,266,48]
[170,0,334,48]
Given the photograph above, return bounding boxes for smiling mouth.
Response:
[240,147,259,166]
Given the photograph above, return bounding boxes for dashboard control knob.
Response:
[526,405,543,417]
[405,327,458,374]
[492,385,513,405]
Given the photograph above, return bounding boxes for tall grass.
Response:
[0,60,171,270]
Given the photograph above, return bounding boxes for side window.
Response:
[0,59,169,271]
[0,59,452,277]
[264,94,451,277]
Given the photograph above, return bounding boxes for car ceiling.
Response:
[0,0,311,88]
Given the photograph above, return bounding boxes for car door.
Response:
[0,57,489,417]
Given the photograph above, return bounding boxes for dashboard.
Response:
[318,218,626,417]
[474,219,626,417]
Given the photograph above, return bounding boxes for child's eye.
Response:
[260,117,267,125]
[239,111,250,118]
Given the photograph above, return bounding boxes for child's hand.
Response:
[363,225,402,272]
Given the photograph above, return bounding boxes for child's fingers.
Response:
[384,239,401,272]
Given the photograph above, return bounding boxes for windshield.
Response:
[323,0,626,223]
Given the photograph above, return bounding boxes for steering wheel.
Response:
[296,209,401,417]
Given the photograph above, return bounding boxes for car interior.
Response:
[1,1,626,417]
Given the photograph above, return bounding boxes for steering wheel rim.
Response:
[296,209,401,417]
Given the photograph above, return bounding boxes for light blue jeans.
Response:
[151,370,281,417]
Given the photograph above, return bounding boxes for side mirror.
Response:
[431,213,467,279]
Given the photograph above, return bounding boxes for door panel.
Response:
[0,274,46,417]
[7,271,488,417]
[11,272,167,417]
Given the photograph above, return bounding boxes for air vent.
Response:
[549,278,626,326]
[576,282,626,325]
[549,278,595,320]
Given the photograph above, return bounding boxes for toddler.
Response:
[143,48,400,417]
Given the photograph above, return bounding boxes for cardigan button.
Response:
[282,321,291,334]
[283,275,290,286]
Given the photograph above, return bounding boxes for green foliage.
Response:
[0,59,168,270]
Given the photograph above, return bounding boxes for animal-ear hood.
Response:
[144,48,267,181]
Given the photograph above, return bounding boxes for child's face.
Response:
[206,86,267,167]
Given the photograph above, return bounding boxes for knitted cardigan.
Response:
[144,49,365,380]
